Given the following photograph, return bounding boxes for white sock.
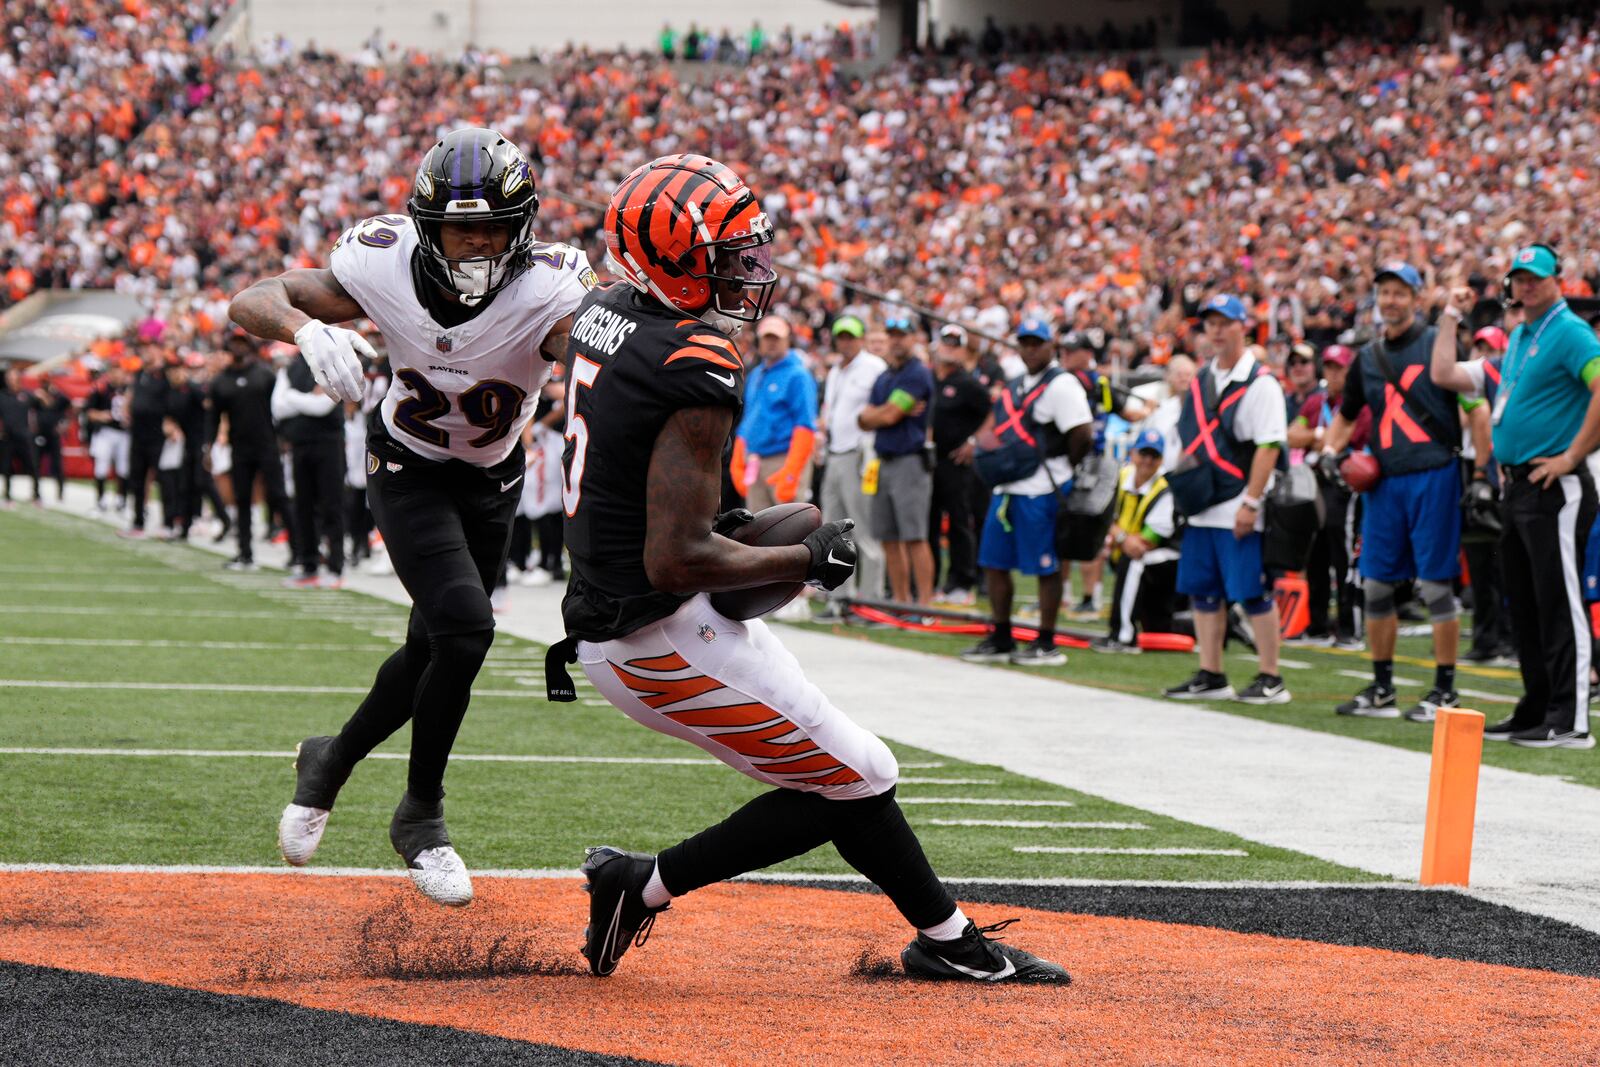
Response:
[641,860,672,908]
[918,907,969,942]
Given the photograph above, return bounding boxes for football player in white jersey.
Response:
[229,127,594,906]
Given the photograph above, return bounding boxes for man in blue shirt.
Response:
[1433,245,1600,748]
[731,315,817,511]
[859,314,936,605]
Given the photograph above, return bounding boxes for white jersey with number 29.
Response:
[329,214,593,467]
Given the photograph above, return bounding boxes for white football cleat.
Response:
[407,846,474,906]
[279,804,331,866]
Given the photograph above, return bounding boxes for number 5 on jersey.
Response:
[562,356,601,517]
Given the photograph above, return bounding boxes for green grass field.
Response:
[800,574,1600,790]
[0,504,1375,884]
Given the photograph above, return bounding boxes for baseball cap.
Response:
[1289,341,1317,364]
[1374,262,1424,291]
[755,316,790,340]
[1473,326,1509,353]
[938,323,968,345]
[830,315,865,339]
[1016,316,1053,341]
[1198,294,1248,322]
[883,313,913,333]
[1506,244,1559,280]
[1133,428,1165,455]
[1057,329,1092,351]
[1321,343,1355,368]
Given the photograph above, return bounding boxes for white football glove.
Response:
[292,319,374,403]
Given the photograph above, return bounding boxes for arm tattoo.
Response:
[644,406,809,593]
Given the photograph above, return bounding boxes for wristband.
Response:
[1441,305,1464,322]
[1240,495,1262,511]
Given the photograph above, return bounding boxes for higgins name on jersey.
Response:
[329,214,594,467]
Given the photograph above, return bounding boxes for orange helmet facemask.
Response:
[605,154,778,326]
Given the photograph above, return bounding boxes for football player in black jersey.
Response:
[556,154,1069,983]
[229,128,588,906]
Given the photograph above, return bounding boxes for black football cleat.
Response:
[902,919,1071,984]
[580,845,668,977]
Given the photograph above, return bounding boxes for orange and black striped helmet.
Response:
[605,154,777,321]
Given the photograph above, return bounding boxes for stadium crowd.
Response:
[4,3,1600,746]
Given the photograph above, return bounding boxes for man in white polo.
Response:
[817,315,887,612]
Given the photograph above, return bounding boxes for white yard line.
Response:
[1015,846,1248,857]
[0,636,392,653]
[925,819,1148,830]
[1,584,225,594]
[897,777,998,785]
[897,797,1075,807]
[0,679,540,698]
[0,747,723,766]
[0,861,1404,890]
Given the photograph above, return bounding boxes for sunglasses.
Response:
[1288,356,1314,367]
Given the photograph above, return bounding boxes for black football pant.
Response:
[1501,467,1597,734]
[1463,536,1513,656]
[1107,555,1183,644]
[537,512,564,574]
[1306,486,1358,639]
[929,458,981,592]
[0,431,39,501]
[328,430,521,802]
[290,438,347,576]
[657,785,958,930]
[230,448,294,564]
[35,433,64,500]
[126,432,165,529]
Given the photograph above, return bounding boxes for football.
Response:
[1338,452,1382,494]
[709,503,823,620]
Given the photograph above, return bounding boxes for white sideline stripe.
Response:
[1456,687,1516,706]
[1275,658,1313,670]
[921,825,1145,831]
[0,680,540,698]
[898,797,1074,807]
[0,746,948,771]
[897,777,998,785]
[1338,669,1423,687]
[925,819,1149,830]
[0,747,723,766]
[1,584,226,594]
[0,565,171,574]
[1015,846,1248,857]
[0,637,393,653]
[0,862,1404,890]
[24,606,326,620]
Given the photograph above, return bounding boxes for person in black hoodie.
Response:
[30,378,71,502]
[119,349,171,536]
[273,352,346,586]
[208,332,294,569]
[0,368,40,504]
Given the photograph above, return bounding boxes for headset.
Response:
[1501,242,1562,307]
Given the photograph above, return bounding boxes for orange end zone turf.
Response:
[2,872,1598,1065]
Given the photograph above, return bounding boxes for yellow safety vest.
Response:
[1111,469,1170,563]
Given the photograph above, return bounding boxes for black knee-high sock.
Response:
[333,624,431,766]
[403,628,493,801]
[657,788,835,896]
[657,786,957,930]
[826,789,957,930]
[94,477,106,503]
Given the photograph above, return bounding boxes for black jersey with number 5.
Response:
[560,284,746,641]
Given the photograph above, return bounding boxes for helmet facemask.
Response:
[686,206,777,328]
[414,206,537,307]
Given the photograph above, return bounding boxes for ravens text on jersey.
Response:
[559,283,746,641]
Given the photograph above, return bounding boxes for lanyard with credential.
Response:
[1493,300,1567,426]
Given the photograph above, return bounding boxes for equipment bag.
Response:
[1262,463,1326,573]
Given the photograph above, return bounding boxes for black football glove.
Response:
[802,518,857,591]
[712,508,755,537]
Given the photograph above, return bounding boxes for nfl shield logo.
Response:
[698,624,716,643]
[435,334,453,353]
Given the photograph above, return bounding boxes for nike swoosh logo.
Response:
[500,475,524,492]
[601,893,627,974]
[935,953,1016,981]
[705,371,736,387]
[826,549,851,567]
